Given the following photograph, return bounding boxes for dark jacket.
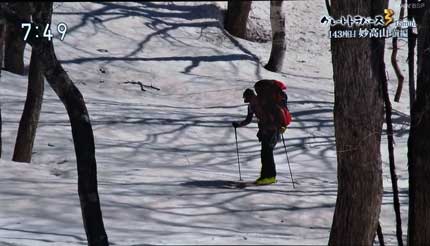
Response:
[239,97,282,132]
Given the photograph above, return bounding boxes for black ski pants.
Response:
[257,129,279,179]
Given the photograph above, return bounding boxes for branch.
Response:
[123,81,146,91]
[123,81,161,91]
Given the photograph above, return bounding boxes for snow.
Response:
[0,1,410,245]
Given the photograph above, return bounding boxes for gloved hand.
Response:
[232,122,240,128]
[280,126,287,134]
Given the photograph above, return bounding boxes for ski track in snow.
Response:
[0,1,410,245]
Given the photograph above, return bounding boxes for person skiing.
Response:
[232,88,285,185]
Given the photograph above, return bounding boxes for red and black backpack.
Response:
[254,79,292,128]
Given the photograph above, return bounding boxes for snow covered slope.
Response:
[0,1,410,245]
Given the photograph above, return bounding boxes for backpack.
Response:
[254,79,292,128]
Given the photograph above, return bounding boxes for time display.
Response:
[21,22,68,41]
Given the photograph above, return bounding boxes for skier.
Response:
[232,88,285,185]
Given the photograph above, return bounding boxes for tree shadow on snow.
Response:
[182,180,241,189]
[54,2,262,76]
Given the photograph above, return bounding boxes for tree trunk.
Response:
[0,23,3,158]
[42,44,109,246]
[264,0,286,72]
[407,1,430,244]
[328,0,386,245]
[393,1,406,102]
[12,48,44,163]
[224,1,251,39]
[414,1,426,76]
[377,222,385,245]
[1,3,109,245]
[381,45,403,246]
[34,3,108,245]
[4,3,31,75]
[0,107,2,159]
[408,31,417,115]
[0,23,4,74]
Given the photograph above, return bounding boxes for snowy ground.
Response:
[0,1,411,245]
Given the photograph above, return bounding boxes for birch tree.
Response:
[265,0,286,72]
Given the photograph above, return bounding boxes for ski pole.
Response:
[234,126,243,181]
[281,133,295,188]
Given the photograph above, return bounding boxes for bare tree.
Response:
[328,0,387,244]
[4,3,31,75]
[264,0,286,72]
[224,1,252,39]
[408,0,430,244]
[381,44,404,246]
[0,3,109,245]
[0,107,2,158]
[407,0,419,114]
[12,48,44,163]
[12,3,43,163]
[0,23,3,158]
[0,23,4,73]
[393,2,406,102]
